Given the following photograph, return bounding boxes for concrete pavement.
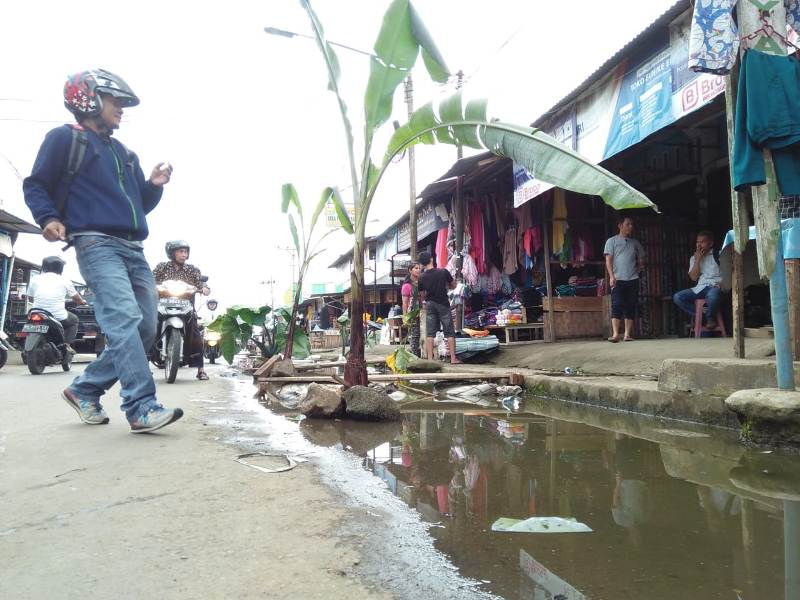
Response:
[0,360,388,600]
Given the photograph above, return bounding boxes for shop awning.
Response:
[0,208,40,235]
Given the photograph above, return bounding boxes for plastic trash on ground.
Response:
[491,516,592,533]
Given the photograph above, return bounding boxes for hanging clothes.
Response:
[503,227,517,274]
[435,226,448,269]
[551,189,568,256]
[468,203,486,274]
[688,0,800,75]
[733,49,800,195]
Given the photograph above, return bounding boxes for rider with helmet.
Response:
[153,240,211,380]
[26,256,87,345]
[22,69,182,433]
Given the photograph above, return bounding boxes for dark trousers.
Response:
[187,314,204,368]
[611,279,639,319]
[61,311,79,344]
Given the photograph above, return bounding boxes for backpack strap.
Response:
[55,124,89,218]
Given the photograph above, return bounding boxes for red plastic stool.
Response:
[693,298,726,338]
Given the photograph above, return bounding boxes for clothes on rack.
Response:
[552,189,568,255]
[435,226,449,269]
[733,49,800,195]
[503,227,517,274]
[468,202,486,274]
[688,0,800,75]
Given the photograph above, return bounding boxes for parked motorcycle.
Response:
[204,330,221,364]
[21,309,74,374]
[149,277,207,383]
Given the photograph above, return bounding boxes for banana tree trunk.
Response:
[344,236,368,386]
[284,278,303,359]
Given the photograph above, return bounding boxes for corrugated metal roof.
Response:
[0,208,41,235]
[532,0,689,129]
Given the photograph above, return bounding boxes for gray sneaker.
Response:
[129,406,184,434]
[61,388,109,425]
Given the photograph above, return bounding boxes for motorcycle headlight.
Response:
[158,280,195,298]
[206,331,222,342]
[207,340,218,347]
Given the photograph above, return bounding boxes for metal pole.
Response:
[405,76,417,261]
[456,70,464,160]
[0,253,16,336]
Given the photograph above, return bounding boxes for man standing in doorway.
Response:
[672,231,722,331]
[417,251,461,364]
[604,215,645,342]
[23,69,182,433]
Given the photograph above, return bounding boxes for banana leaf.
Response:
[382,95,657,212]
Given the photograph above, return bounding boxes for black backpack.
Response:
[55,124,135,218]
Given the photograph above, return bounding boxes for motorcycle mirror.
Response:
[200,275,209,283]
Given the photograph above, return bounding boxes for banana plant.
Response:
[281,183,352,358]
[298,0,655,386]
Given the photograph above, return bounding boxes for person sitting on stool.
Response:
[672,230,722,332]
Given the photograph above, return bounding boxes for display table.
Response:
[486,323,544,344]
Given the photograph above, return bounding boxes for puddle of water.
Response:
[296,401,800,600]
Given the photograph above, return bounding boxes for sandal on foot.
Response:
[607,336,620,343]
[197,371,209,380]
[623,337,635,342]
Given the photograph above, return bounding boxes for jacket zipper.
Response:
[109,144,138,239]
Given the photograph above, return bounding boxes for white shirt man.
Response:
[27,272,79,321]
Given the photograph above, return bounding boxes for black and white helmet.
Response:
[64,69,140,118]
[165,240,190,260]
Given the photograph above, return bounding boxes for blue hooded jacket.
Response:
[23,125,162,241]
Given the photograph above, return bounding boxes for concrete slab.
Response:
[725,388,800,423]
[659,358,800,396]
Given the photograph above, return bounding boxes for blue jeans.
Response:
[672,286,721,321]
[68,236,159,422]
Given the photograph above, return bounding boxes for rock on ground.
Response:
[407,359,443,373]
[299,382,345,419]
[343,386,401,422]
[271,357,297,377]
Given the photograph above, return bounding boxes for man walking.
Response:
[23,69,182,433]
[672,231,722,331]
[604,216,645,342]
[153,240,211,380]
[417,251,461,364]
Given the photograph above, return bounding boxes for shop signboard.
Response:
[397,202,449,251]
[513,8,725,207]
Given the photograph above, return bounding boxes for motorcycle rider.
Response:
[26,256,86,347]
[152,240,211,380]
[23,68,182,433]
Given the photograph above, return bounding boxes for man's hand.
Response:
[201,286,210,296]
[43,220,66,242]
[149,163,173,187]
[609,275,617,289]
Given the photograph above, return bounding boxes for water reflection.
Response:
[303,406,800,600]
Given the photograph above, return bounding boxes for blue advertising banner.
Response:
[604,48,673,159]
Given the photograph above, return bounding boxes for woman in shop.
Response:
[401,262,422,357]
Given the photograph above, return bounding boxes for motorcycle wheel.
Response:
[165,330,182,384]
[27,349,45,375]
[62,349,73,372]
[0,347,7,370]
[209,352,216,365]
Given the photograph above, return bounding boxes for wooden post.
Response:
[541,198,556,342]
[737,0,794,389]
[454,176,465,332]
[405,76,417,261]
[724,59,748,358]
[787,259,800,361]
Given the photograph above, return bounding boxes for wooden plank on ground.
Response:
[257,372,521,384]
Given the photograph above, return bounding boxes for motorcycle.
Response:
[204,330,221,364]
[149,277,207,383]
[21,309,74,375]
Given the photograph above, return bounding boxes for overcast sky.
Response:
[0,0,676,309]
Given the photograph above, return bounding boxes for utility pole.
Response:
[405,75,417,261]
[456,70,464,160]
[453,70,466,331]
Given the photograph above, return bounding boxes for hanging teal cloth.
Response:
[733,49,800,195]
